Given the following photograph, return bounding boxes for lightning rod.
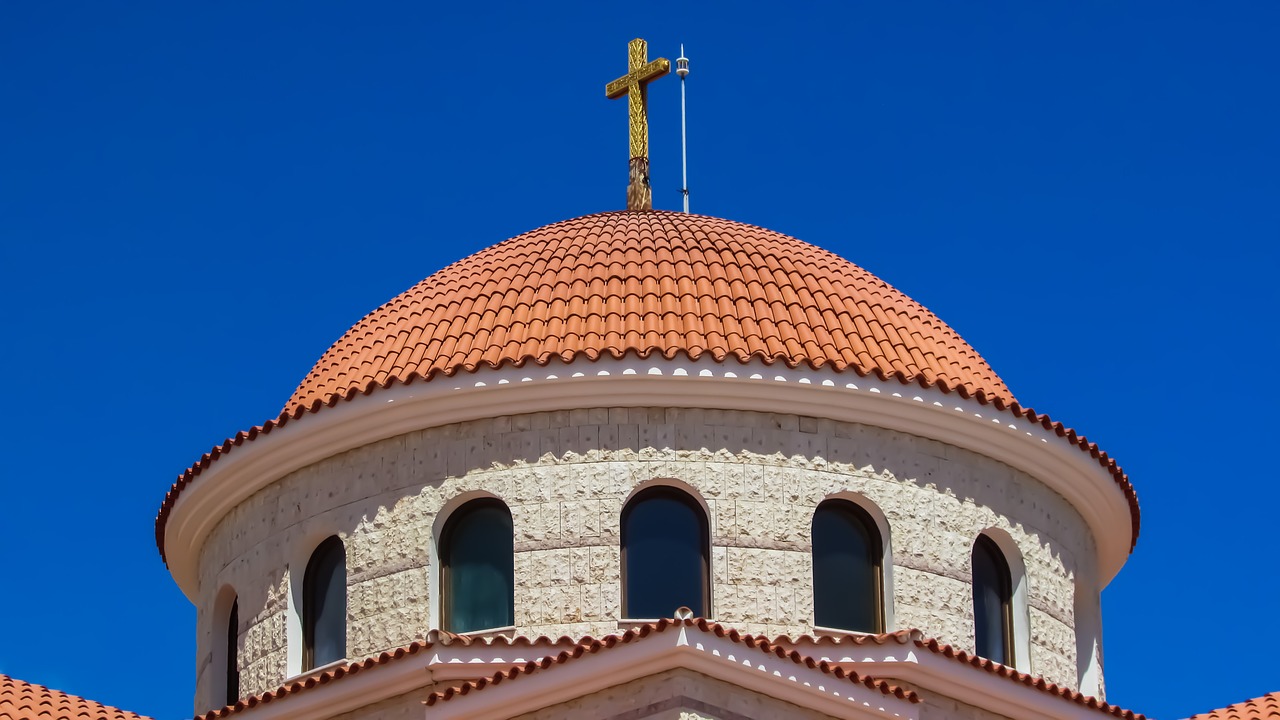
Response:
[676,45,690,213]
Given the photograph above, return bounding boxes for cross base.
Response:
[627,157,652,211]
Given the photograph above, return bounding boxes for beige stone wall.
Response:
[192,407,1100,713]
[510,668,838,720]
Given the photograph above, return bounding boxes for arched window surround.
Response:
[209,584,240,709]
[302,535,346,671]
[436,495,515,634]
[430,490,514,633]
[620,479,711,620]
[286,530,349,678]
[621,478,713,521]
[972,528,1030,672]
[811,496,891,633]
[813,492,894,632]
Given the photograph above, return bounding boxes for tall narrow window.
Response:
[225,597,240,706]
[973,534,1014,666]
[621,486,709,618]
[812,500,884,632]
[440,499,514,633]
[303,535,346,670]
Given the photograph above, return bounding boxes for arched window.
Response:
[973,534,1014,666]
[225,597,240,706]
[440,499,514,633]
[812,500,884,632]
[303,536,346,670]
[621,486,709,618]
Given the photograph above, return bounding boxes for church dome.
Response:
[286,210,1013,414]
[163,208,1141,712]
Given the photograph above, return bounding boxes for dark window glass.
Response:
[972,534,1014,666]
[303,536,346,670]
[441,499,515,633]
[225,597,240,706]
[812,500,883,632]
[621,487,708,618]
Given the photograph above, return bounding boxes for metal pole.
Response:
[676,45,690,213]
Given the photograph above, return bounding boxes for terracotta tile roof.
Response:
[424,617,919,707]
[197,631,583,719]
[285,208,1013,409]
[199,622,919,719]
[0,674,151,720]
[197,620,1154,720]
[155,210,1141,560]
[909,635,1146,720]
[781,629,1147,719]
[1187,692,1280,720]
[286,211,1013,414]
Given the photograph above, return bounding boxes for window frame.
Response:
[439,497,515,633]
[811,498,885,633]
[620,485,710,619]
[972,533,1015,666]
[301,535,347,671]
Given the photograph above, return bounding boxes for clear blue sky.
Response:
[2,3,1277,719]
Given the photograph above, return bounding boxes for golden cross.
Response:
[606,38,669,210]
[606,38,670,160]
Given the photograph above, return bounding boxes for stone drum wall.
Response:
[192,407,1101,713]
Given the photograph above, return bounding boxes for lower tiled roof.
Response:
[1187,692,1280,720]
[912,635,1145,720]
[198,620,1150,720]
[0,674,150,720]
[424,617,919,707]
[780,630,1146,720]
[198,631,582,719]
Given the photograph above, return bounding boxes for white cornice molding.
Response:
[164,356,1133,599]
